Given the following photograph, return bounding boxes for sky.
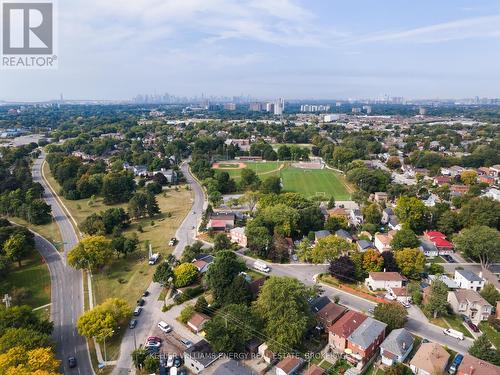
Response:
[1,0,500,101]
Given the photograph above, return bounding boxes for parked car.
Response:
[466,321,480,332]
[400,301,411,308]
[368,307,375,314]
[443,328,464,340]
[253,260,271,273]
[173,355,183,368]
[137,298,145,306]
[461,314,470,323]
[145,340,161,349]
[142,290,150,297]
[180,338,193,348]
[133,306,143,316]
[68,357,77,368]
[166,355,174,368]
[158,321,172,333]
[147,336,162,343]
[448,354,464,375]
[178,369,188,375]
[169,238,178,246]
[128,319,138,329]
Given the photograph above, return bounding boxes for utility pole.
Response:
[2,294,12,308]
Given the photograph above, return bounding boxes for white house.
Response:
[454,269,485,291]
[365,272,407,291]
[484,188,500,202]
[380,328,414,366]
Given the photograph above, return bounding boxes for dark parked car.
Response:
[137,298,145,306]
[173,356,183,368]
[461,314,471,323]
[142,291,150,297]
[133,306,143,316]
[68,356,77,368]
[467,321,480,332]
[129,319,138,329]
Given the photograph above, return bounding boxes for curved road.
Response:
[32,152,93,375]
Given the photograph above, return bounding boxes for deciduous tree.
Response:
[453,226,500,268]
[373,303,408,332]
[173,263,199,288]
[253,277,313,355]
[68,235,114,271]
[394,248,425,278]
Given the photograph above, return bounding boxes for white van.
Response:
[443,328,464,340]
[253,261,271,273]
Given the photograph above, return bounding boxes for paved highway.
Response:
[33,152,93,375]
[112,161,205,374]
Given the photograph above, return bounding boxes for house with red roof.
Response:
[423,231,453,254]
[433,176,453,186]
[328,311,367,352]
[208,213,235,232]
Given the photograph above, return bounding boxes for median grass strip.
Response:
[8,216,63,251]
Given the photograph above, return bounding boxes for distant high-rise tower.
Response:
[419,107,427,115]
[274,98,284,115]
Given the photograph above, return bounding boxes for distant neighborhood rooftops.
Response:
[303,364,325,375]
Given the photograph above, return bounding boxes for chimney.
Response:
[479,271,483,278]
[402,342,406,350]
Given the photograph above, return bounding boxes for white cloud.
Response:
[347,15,500,44]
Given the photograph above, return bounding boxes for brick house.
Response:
[346,317,387,365]
[328,311,367,352]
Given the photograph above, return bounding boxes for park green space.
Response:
[0,252,51,309]
[214,161,351,199]
[43,161,192,306]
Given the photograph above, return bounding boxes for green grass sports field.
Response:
[214,161,350,199]
[280,167,350,199]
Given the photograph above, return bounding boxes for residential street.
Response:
[32,152,94,375]
[112,161,205,375]
[238,256,474,354]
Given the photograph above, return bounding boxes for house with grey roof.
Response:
[335,229,353,243]
[346,317,387,365]
[454,269,485,291]
[357,240,375,253]
[314,230,331,242]
[428,274,459,289]
[380,328,414,366]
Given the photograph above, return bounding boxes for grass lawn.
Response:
[217,161,285,180]
[280,167,351,199]
[246,269,267,281]
[0,252,51,309]
[431,315,473,338]
[480,321,500,348]
[429,256,446,263]
[43,162,193,361]
[7,217,63,251]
